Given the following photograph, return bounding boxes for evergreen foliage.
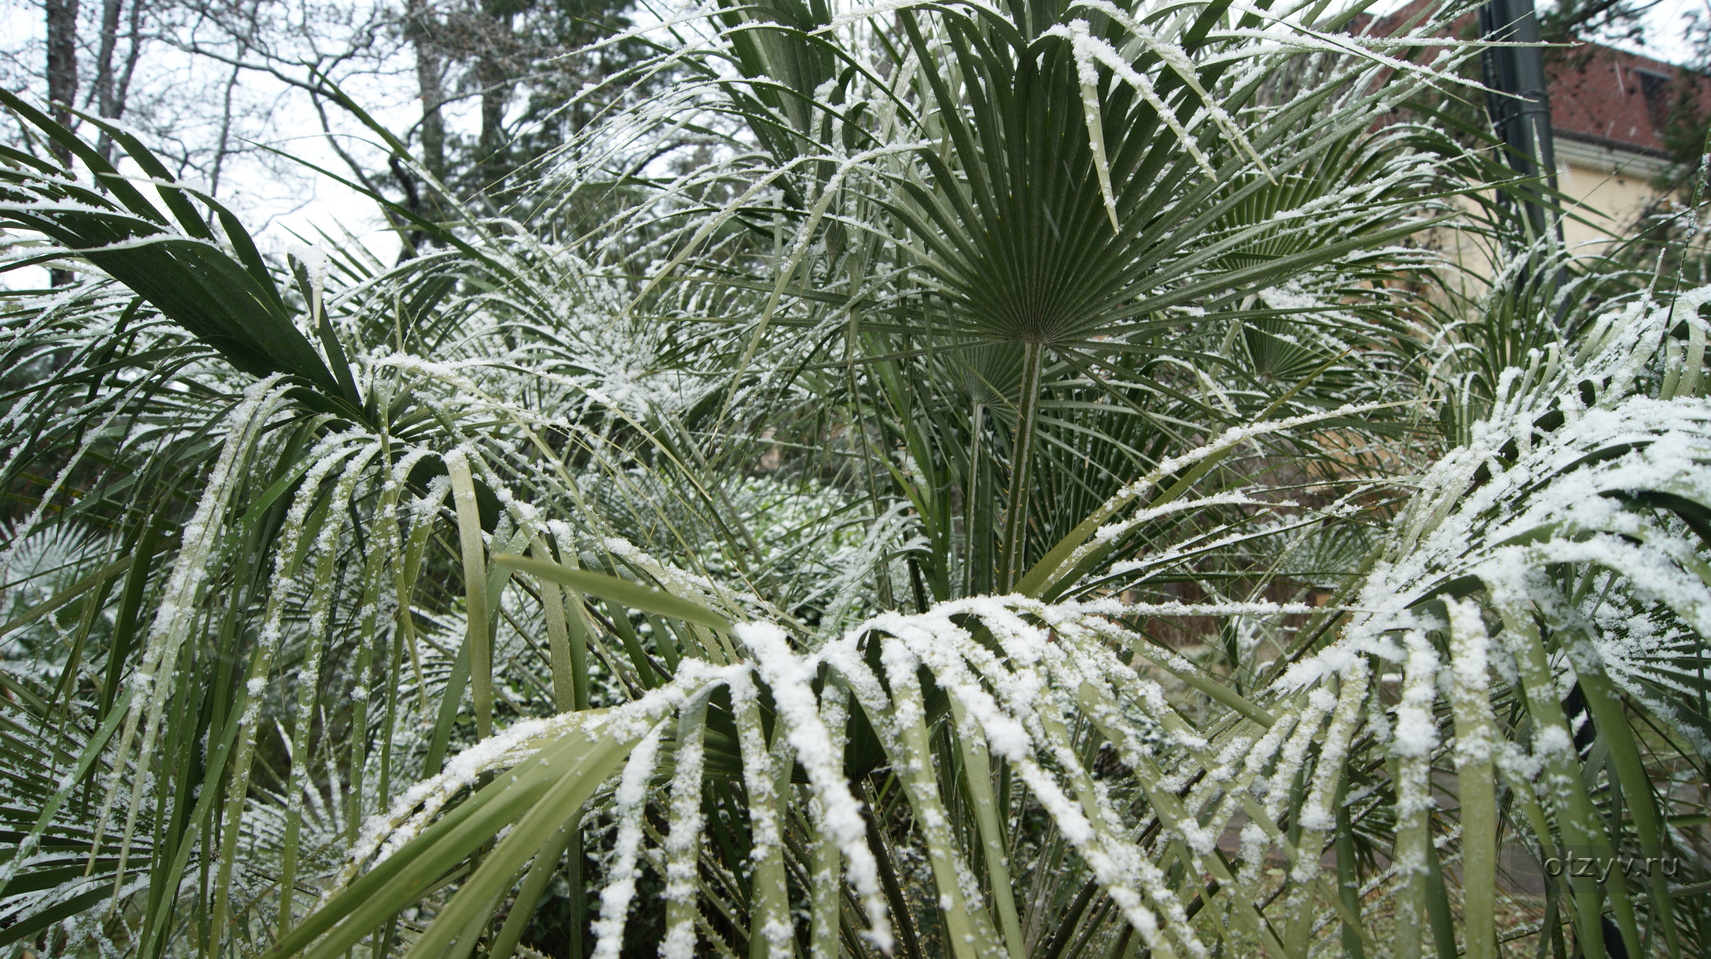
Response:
[1,0,1708,956]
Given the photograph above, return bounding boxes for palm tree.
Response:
[2,0,1709,956]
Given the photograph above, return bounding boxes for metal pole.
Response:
[1479,0,1563,245]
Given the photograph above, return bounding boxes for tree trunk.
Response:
[92,0,123,161]
[209,62,243,196]
[208,0,261,196]
[90,0,144,164]
[474,0,517,196]
[45,0,79,285]
[113,0,144,121]
[409,0,448,182]
[45,0,78,153]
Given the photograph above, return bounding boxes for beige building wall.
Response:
[1554,137,1679,254]
[1421,138,1685,301]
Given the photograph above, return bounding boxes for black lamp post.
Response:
[1479,0,1564,246]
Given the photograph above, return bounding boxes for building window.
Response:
[1635,68,1674,131]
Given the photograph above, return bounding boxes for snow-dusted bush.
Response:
[1,0,1707,956]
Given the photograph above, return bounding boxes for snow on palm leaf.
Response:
[296,290,1711,959]
[1289,289,1711,722]
[304,595,1249,958]
[1278,290,1711,959]
[3,0,1710,955]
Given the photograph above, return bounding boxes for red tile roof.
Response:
[1546,44,1709,156]
[1361,0,1708,158]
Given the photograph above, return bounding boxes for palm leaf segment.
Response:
[237,289,1708,959]
[679,0,1479,584]
[0,90,359,416]
[287,285,1711,958]
[694,0,1472,349]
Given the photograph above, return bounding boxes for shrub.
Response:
[1,1,1708,956]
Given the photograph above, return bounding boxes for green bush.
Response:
[1,1,1708,956]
